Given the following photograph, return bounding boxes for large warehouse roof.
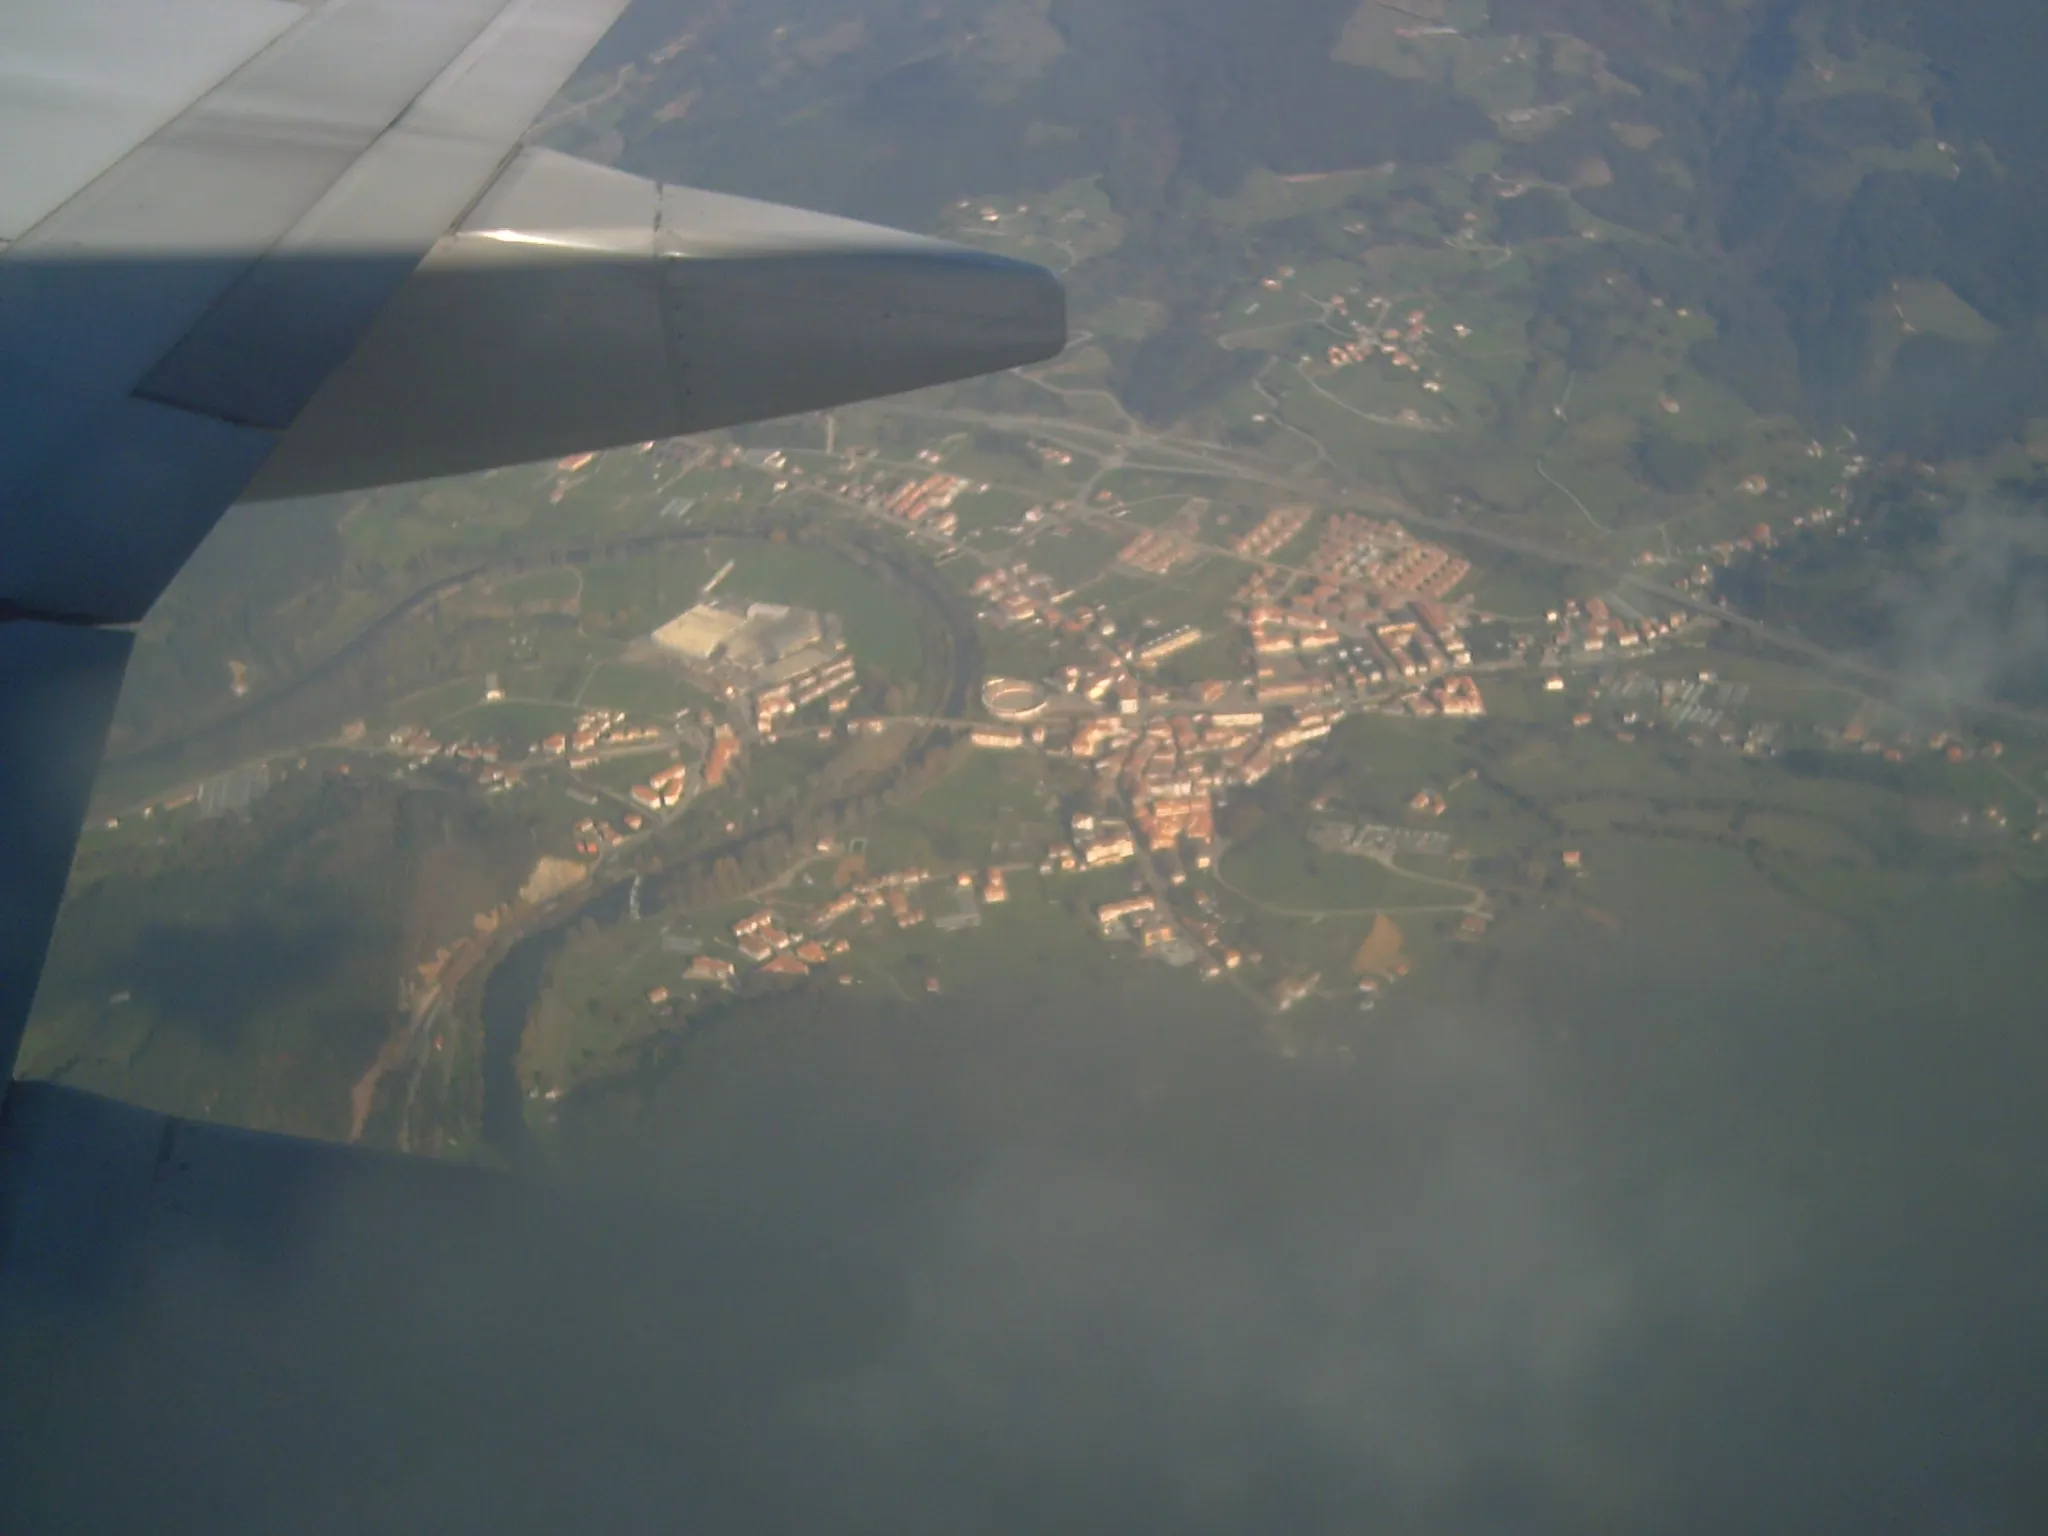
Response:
[653,604,746,660]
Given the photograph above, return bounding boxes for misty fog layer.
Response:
[1885,504,2048,707]
[8,885,2047,1535]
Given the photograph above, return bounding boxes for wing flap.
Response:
[245,150,1067,499]
[0,0,635,625]
[137,0,638,432]
[2,0,513,432]
[0,0,306,244]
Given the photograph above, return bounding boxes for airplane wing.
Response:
[0,4,1063,1515]
[0,0,1065,1073]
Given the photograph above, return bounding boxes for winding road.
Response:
[1212,844,1489,921]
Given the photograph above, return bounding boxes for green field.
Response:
[1466,560,1571,619]
[570,536,928,683]
[1094,469,1231,506]
[523,847,1234,1099]
[1149,634,1247,689]
[1104,563,1242,637]
[1020,524,1126,588]
[947,488,1034,537]
[825,872,1133,1000]
[489,566,583,607]
[1088,295,1168,339]
[579,550,723,638]
[973,625,1068,687]
[575,661,710,719]
[502,660,591,705]
[25,772,536,1143]
[728,735,840,808]
[1323,716,1474,801]
[379,677,493,734]
[894,750,1064,863]
[1222,822,1463,913]
[439,699,581,745]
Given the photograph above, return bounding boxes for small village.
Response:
[89,401,2046,1074]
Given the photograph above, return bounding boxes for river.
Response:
[469,524,979,1162]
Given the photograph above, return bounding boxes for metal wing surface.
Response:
[0,0,1065,1069]
[0,2,1065,1508]
[1,0,641,1084]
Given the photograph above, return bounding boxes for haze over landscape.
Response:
[11,1,2048,1531]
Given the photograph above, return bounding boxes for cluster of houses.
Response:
[1049,703,1335,867]
[726,906,850,972]
[755,654,858,737]
[1117,522,1196,576]
[1136,626,1205,669]
[380,726,540,794]
[1315,301,1434,381]
[1232,504,1315,561]
[970,561,1184,714]
[1245,587,1477,709]
[871,470,972,536]
[533,709,664,771]
[1047,813,1138,872]
[1661,450,1869,595]
[1042,699,1345,847]
[971,502,1489,727]
[386,725,505,765]
[345,704,705,842]
[1308,513,1471,601]
[1094,892,1244,975]
[814,865,1016,934]
[1291,292,1466,401]
[626,760,689,814]
[1833,720,2006,767]
[970,562,1108,638]
[1414,675,1486,718]
[571,815,633,859]
[1545,596,1692,658]
[704,724,741,787]
[660,865,1018,998]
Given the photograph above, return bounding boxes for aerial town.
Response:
[97,410,2045,1089]
[43,107,2048,1162]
